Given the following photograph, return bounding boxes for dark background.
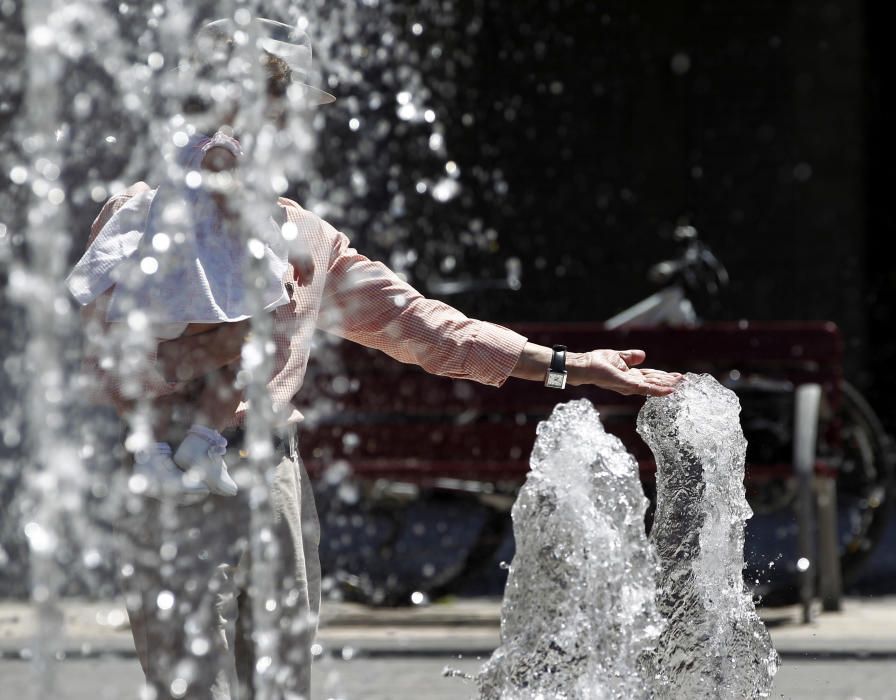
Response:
[308,0,891,431]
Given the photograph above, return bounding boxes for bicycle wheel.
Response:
[830,381,894,583]
[733,379,891,601]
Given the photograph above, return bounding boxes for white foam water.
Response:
[477,375,778,699]
[477,399,663,700]
[638,373,778,699]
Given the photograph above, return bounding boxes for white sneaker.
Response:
[132,446,210,505]
[173,431,239,497]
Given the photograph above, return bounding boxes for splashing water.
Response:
[477,399,663,700]
[6,2,319,696]
[637,373,778,699]
[476,380,778,699]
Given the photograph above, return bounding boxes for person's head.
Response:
[178,17,334,132]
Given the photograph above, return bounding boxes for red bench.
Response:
[300,321,844,612]
[301,321,841,477]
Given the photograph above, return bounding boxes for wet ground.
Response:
[2,653,894,699]
[1,596,894,699]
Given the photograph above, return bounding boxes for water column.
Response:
[637,373,778,699]
[15,2,82,696]
[476,379,779,699]
[211,6,321,695]
[477,400,663,700]
[232,9,292,695]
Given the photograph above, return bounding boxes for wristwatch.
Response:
[543,345,568,389]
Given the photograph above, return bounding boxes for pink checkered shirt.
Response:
[79,182,529,428]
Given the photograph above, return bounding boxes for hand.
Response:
[156,319,251,383]
[568,348,682,397]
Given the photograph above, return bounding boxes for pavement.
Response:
[1,595,894,659]
[2,596,895,699]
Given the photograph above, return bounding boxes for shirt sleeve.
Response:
[317,221,529,387]
[78,184,181,411]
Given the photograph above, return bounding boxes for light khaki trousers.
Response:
[117,431,321,700]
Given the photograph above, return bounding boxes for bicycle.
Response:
[606,225,893,593]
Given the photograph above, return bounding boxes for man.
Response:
[80,17,681,700]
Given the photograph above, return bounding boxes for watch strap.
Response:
[549,345,567,373]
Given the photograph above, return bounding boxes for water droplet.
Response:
[671,52,691,75]
[23,522,56,553]
[128,474,148,494]
[793,162,812,182]
[281,222,298,240]
[185,170,202,189]
[247,238,266,259]
[9,166,27,184]
[169,678,187,697]
[151,233,170,251]
[432,178,459,202]
[106,609,128,628]
[156,590,175,610]
[29,25,54,49]
[271,174,288,194]
[185,636,208,657]
[140,256,159,275]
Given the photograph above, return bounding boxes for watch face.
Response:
[545,372,567,389]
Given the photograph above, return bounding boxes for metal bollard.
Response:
[793,383,822,623]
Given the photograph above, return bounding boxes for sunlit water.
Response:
[476,400,663,700]
[477,377,777,699]
[638,373,778,699]
[6,2,323,697]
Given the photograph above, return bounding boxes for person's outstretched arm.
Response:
[318,220,681,397]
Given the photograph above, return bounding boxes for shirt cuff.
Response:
[466,321,529,387]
